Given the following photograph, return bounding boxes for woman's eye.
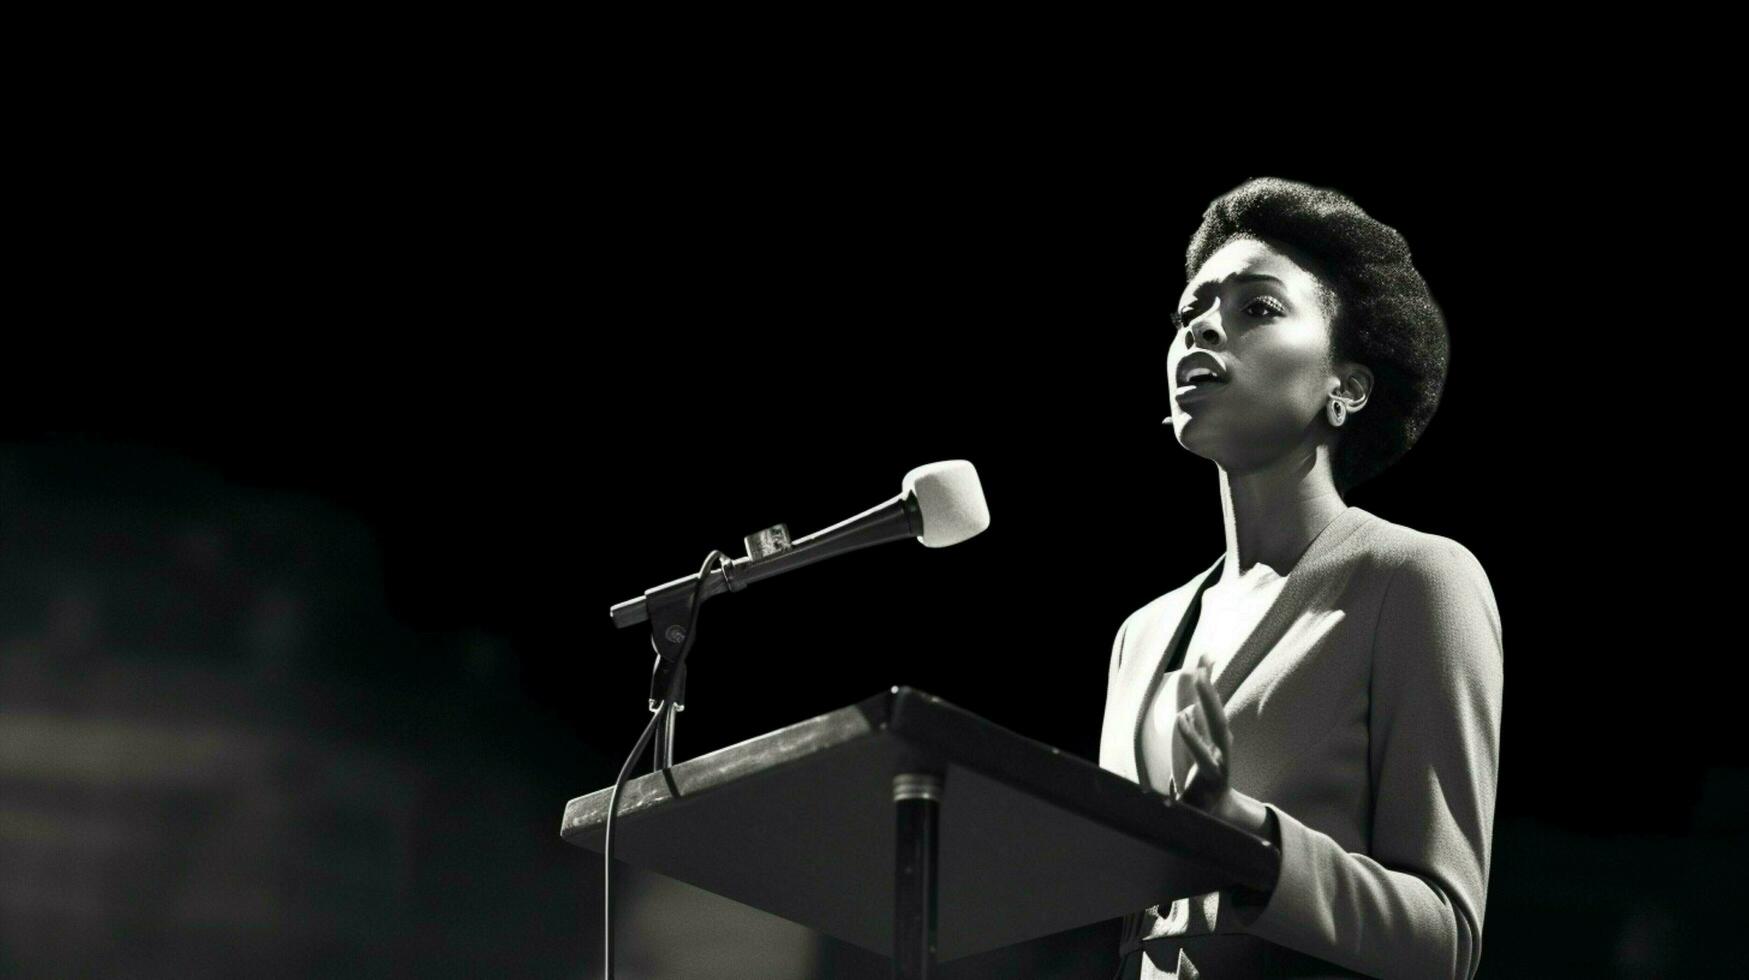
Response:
[1246,297,1286,317]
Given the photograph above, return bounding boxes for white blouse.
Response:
[1138,559,1290,799]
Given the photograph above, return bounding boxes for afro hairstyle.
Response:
[1184,177,1449,493]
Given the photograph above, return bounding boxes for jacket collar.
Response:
[1209,505,1373,704]
[1128,506,1375,786]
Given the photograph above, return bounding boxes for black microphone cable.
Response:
[604,548,725,980]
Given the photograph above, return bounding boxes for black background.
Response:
[3,77,1739,976]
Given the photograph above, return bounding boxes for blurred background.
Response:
[4,63,1740,977]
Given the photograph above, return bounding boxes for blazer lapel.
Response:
[1129,554,1224,789]
[1119,507,1376,792]
[1211,506,1374,706]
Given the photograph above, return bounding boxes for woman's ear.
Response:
[1333,363,1374,415]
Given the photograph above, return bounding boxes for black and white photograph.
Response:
[2,68,1738,978]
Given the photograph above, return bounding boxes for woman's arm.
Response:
[1225,538,1504,980]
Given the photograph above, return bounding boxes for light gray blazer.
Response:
[1099,506,1504,979]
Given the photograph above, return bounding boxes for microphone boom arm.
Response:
[609,491,925,641]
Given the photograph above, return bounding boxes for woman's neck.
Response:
[1218,443,1347,579]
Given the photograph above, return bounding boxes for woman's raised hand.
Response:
[1174,654,1234,815]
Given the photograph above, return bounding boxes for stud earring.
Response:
[1327,397,1347,427]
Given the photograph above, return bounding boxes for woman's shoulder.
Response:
[1351,513,1504,695]
[1352,509,1501,639]
[1353,507,1492,588]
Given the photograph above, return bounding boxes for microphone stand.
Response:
[652,666,682,769]
[644,562,719,770]
[622,495,923,772]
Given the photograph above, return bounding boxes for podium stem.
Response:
[894,772,943,979]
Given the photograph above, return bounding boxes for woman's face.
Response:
[1167,235,1344,473]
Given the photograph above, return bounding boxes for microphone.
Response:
[609,460,990,630]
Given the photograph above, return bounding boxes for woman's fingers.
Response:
[1193,672,1230,752]
[1176,709,1222,780]
[1175,662,1230,808]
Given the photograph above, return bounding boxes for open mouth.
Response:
[1175,351,1228,390]
[1174,354,1228,399]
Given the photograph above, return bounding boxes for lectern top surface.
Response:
[563,686,1277,962]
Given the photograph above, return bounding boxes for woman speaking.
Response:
[1100,178,1504,979]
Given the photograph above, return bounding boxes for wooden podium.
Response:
[562,687,1278,978]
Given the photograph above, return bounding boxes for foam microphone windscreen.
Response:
[902,460,991,548]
